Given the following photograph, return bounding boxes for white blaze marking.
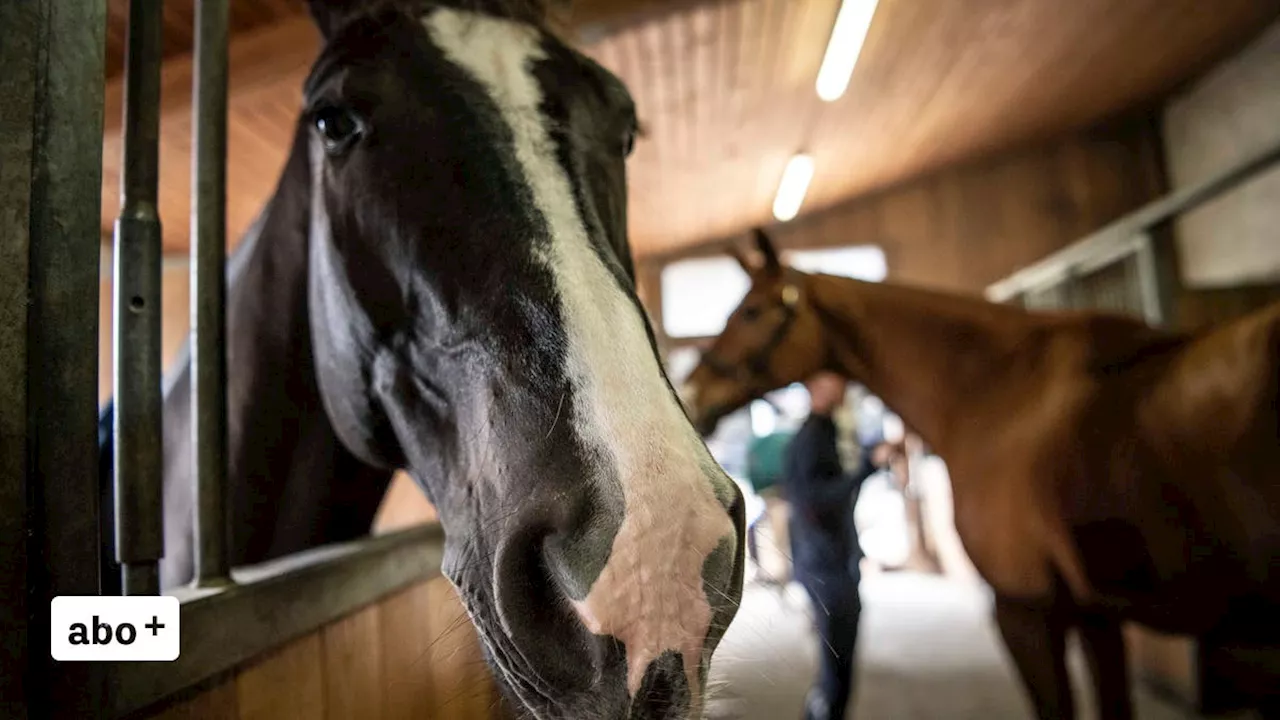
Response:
[425,8,738,710]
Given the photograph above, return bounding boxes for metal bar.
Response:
[1073,234,1147,278]
[99,243,194,279]
[1133,233,1168,327]
[112,0,165,597]
[121,564,161,596]
[84,524,446,719]
[191,0,232,587]
[986,136,1280,302]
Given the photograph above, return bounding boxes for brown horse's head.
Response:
[682,229,830,435]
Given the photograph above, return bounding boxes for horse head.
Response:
[682,228,831,436]
[299,1,744,716]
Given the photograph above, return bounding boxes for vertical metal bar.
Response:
[1134,233,1168,327]
[191,0,232,586]
[113,0,165,597]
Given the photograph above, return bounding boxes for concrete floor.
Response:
[705,571,1207,720]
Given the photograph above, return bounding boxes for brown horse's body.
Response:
[684,232,1280,718]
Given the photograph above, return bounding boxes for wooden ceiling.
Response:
[100,0,1280,259]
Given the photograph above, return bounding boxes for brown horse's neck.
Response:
[805,273,1040,454]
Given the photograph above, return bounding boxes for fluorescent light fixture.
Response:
[772,154,814,222]
[815,0,880,102]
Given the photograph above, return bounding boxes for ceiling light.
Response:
[815,0,880,102]
[773,154,814,223]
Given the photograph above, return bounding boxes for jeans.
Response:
[797,567,862,720]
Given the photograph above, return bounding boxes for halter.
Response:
[700,283,802,389]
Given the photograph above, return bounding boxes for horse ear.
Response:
[752,228,781,274]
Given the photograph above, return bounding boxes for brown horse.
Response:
[682,229,1280,719]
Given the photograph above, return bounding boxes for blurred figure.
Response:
[785,372,896,720]
[745,426,795,586]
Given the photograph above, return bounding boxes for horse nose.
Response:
[535,462,742,711]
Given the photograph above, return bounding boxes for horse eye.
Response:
[741,306,761,322]
[313,105,365,155]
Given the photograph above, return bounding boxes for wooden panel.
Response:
[647,112,1166,295]
[1174,281,1280,332]
[379,580,440,720]
[237,633,326,720]
[422,578,497,718]
[139,577,500,720]
[321,603,385,720]
[145,678,239,720]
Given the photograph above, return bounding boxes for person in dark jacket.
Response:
[784,372,894,720]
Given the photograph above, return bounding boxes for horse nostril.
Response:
[631,651,691,719]
[631,690,678,720]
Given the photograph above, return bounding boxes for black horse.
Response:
[99,2,745,717]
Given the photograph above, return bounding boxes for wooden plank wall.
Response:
[141,576,503,720]
[639,110,1167,300]
[1174,281,1280,331]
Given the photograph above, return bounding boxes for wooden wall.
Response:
[1173,277,1280,332]
[640,110,1167,303]
[141,576,503,720]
